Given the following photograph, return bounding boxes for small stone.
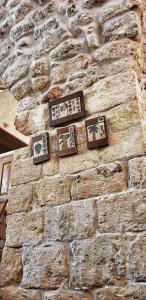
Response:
[0,287,42,300]
[0,247,22,287]
[43,27,71,53]
[22,243,68,289]
[0,40,11,62]
[31,61,49,77]
[44,200,96,241]
[33,175,71,207]
[31,3,54,24]
[0,18,13,39]
[128,157,146,189]
[44,290,92,300]
[13,0,33,22]
[50,40,82,61]
[11,19,34,41]
[32,77,50,92]
[103,11,138,42]
[11,78,31,100]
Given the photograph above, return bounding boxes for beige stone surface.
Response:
[0,287,42,300]
[33,175,71,207]
[70,234,126,288]
[44,200,96,241]
[8,182,33,214]
[0,247,22,287]
[44,290,92,300]
[6,210,44,247]
[71,161,127,200]
[22,244,68,289]
[97,190,146,233]
[128,157,146,189]
[11,158,42,186]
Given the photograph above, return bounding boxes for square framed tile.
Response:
[32,133,50,164]
[85,116,108,149]
[57,125,77,157]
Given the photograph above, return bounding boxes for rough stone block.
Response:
[97,190,146,233]
[31,61,49,77]
[0,18,13,39]
[70,234,126,288]
[15,104,48,135]
[103,11,138,42]
[128,234,146,282]
[0,247,22,287]
[128,157,146,189]
[95,285,146,300]
[6,210,44,247]
[50,39,81,61]
[11,78,31,100]
[71,162,127,200]
[11,158,42,186]
[93,39,138,63]
[13,0,33,22]
[44,290,92,300]
[11,19,34,41]
[32,77,50,92]
[22,243,68,289]
[33,175,71,207]
[85,71,137,114]
[45,200,96,241]
[31,3,54,24]
[0,40,11,62]
[0,287,42,300]
[8,183,33,214]
[100,0,139,23]
[51,54,91,84]
[43,27,71,53]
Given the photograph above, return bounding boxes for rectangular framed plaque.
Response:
[49,91,85,127]
[32,133,50,164]
[85,116,108,149]
[57,125,77,157]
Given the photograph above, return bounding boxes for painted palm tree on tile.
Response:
[88,124,98,141]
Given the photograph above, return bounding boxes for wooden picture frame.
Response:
[32,133,50,164]
[49,91,86,127]
[57,125,77,157]
[0,162,11,195]
[85,116,108,149]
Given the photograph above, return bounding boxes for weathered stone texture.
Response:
[22,244,68,289]
[70,234,126,288]
[97,190,146,233]
[44,290,92,300]
[45,200,96,241]
[129,157,146,189]
[33,175,71,207]
[0,247,22,287]
[71,161,127,200]
[8,182,33,214]
[6,210,44,247]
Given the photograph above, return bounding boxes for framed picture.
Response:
[49,91,86,127]
[57,125,77,157]
[85,116,108,149]
[0,162,11,195]
[32,133,50,164]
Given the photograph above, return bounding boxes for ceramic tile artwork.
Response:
[49,91,85,126]
[87,117,106,142]
[32,133,50,164]
[85,116,108,149]
[57,125,77,157]
[51,97,81,121]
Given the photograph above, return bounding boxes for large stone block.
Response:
[94,39,138,64]
[70,234,126,288]
[0,247,22,287]
[97,190,146,233]
[44,290,92,300]
[85,71,137,114]
[128,157,146,189]
[15,105,48,135]
[95,285,146,300]
[128,234,146,282]
[22,244,68,289]
[71,162,127,200]
[100,0,139,23]
[44,200,96,241]
[3,57,29,88]
[6,210,44,247]
[51,54,91,84]
[50,39,81,61]
[8,182,33,214]
[103,11,138,42]
[33,175,71,207]
[11,158,42,186]
[0,287,42,300]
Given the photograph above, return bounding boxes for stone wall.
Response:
[0,90,17,127]
[0,0,146,299]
